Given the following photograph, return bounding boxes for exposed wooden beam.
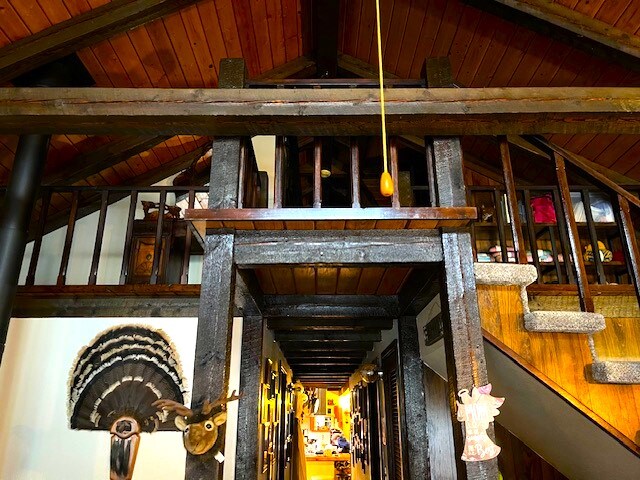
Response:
[337,53,400,80]
[398,267,441,317]
[0,0,202,85]
[313,0,340,78]
[44,135,169,186]
[262,294,398,319]
[275,331,382,343]
[3,87,640,136]
[250,56,316,81]
[279,341,374,352]
[267,318,393,331]
[233,230,444,267]
[465,0,640,71]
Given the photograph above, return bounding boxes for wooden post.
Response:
[57,191,79,286]
[425,57,498,480]
[313,138,322,208]
[187,58,245,480]
[350,137,361,208]
[499,136,527,264]
[234,315,264,479]
[397,316,431,479]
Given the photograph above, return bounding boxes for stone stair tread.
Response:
[524,311,605,334]
[591,361,640,384]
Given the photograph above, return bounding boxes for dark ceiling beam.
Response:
[3,87,640,135]
[262,294,398,319]
[464,0,640,72]
[398,267,442,317]
[44,135,170,186]
[250,56,317,81]
[279,341,373,352]
[0,0,202,85]
[233,230,443,267]
[275,331,382,343]
[337,53,401,80]
[33,145,206,238]
[312,0,340,78]
[267,317,393,331]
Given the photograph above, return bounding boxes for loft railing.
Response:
[469,136,640,312]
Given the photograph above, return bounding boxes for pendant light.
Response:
[375,0,393,198]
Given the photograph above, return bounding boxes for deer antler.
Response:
[152,399,194,418]
[210,390,243,409]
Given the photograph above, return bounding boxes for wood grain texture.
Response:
[478,284,640,454]
[3,87,640,135]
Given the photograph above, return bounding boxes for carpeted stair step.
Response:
[524,311,605,334]
[591,361,640,384]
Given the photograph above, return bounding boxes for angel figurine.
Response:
[456,384,504,462]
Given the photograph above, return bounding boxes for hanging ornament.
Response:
[375,0,393,197]
[456,384,504,462]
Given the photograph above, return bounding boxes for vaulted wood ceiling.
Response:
[0,0,639,187]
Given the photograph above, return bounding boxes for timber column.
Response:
[187,58,246,480]
[425,57,499,479]
[0,57,92,363]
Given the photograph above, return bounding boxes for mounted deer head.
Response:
[153,391,242,461]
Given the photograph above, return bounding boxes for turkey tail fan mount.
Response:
[68,325,188,480]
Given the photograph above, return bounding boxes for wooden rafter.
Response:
[465,0,640,71]
[0,0,203,85]
[2,87,640,135]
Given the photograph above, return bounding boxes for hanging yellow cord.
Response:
[375,0,393,197]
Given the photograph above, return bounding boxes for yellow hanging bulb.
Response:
[375,0,393,198]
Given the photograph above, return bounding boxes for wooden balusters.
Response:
[616,195,640,303]
[274,136,285,208]
[57,191,80,286]
[522,190,542,282]
[149,190,167,285]
[551,188,575,284]
[425,141,437,206]
[119,190,138,285]
[237,139,247,209]
[390,137,400,208]
[180,189,195,285]
[500,137,527,264]
[313,137,322,208]
[350,137,361,208]
[25,189,51,286]
[493,190,509,263]
[581,189,606,284]
[554,153,594,312]
[88,190,109,285]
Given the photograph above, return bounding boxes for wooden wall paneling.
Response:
[456,15,502,87]
[281,0,300,60]
[430,0,464,60]
[384,0,410,74]
[478,284,640,452]
[162,12,206,87]
[357,267,385,295]
[265,0,286,67]
[180,5,217,87]
[395,0,428,78]
[447,4,483,81]
[336,267,362,295]
[471,19,517,88]
[231,0,261,77]
[408,0,444,77]
[489,26,535,86]
[507,35,554,86]
[342,0,363,61]
[355,0,375,64]
[249,0,274,73]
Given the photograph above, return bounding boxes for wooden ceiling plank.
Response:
[312,0,340,78]
[354,0,375,64]
[394,1,428,78]
[265,0,286,68]
[446,3,482,82]
[430,0,465,60]
[267,317,393,331]
[465,0,640,72]
[280,0,299,61]
[4,86,640,135]
[341,0,362,62]
[0,0,204,85]
[231,0,261,77]
[44,135,169,186]
[179,6,217,87]
[249,0,274,73]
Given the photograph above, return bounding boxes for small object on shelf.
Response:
[530,194,557,224]
[141,200,181,221]
[478,203,495,223]
[584,241,612,263]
